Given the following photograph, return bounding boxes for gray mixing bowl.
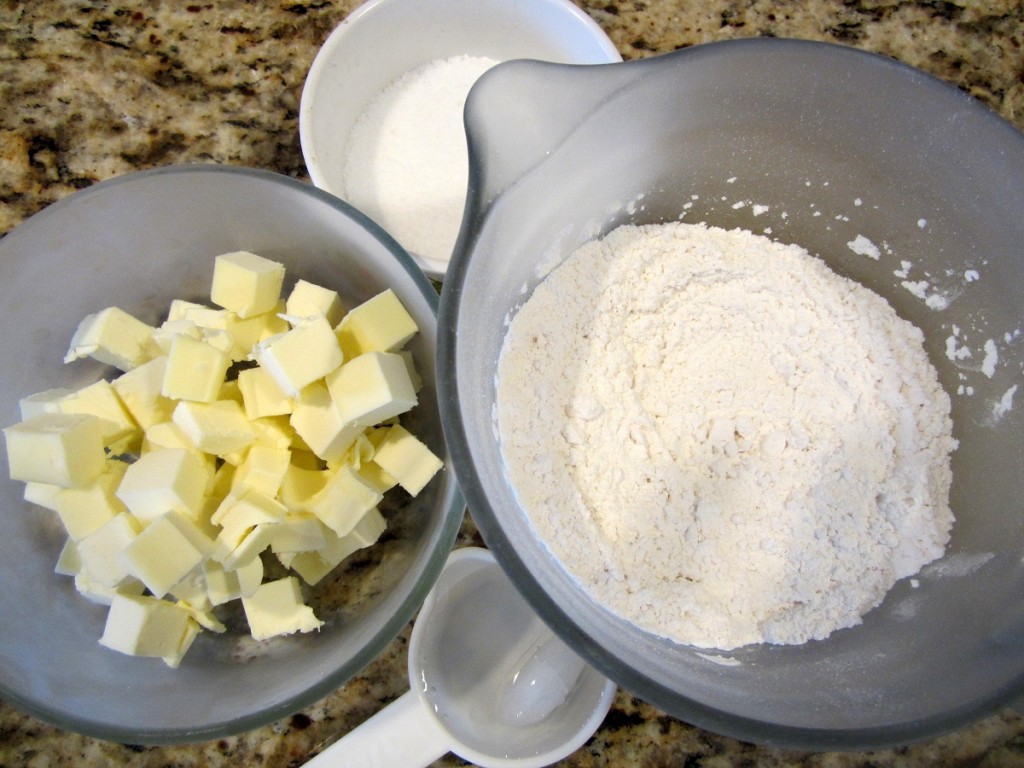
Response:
[0,165,464,743]
[438,38,1024,750]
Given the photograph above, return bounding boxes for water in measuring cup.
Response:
[414,565,588,759]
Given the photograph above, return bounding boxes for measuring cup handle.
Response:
[302,689,452,768]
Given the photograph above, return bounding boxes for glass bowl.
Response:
[438,39,1024,750]
[0,165,464,744]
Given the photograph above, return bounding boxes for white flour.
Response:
[341,55,499,268]
[496,222,957,650]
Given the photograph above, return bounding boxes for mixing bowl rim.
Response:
[0,163,466,745]
[437,37,1024,751]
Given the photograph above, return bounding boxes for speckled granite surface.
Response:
[2,1,1024,766]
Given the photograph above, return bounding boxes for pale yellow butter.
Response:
[54,460,129,540]
[58,379,139,449]
[237,365,295,420]
[119,511,215,598]
[171,399,256,459]
[115,447,210,523]
[19,387,74,419]
[325,351,417,426]
[77,512,142,588]
[110,356,175,429]
[64,306,160,372]
[163,334,231,403]
[289,381,361,464]
[4,412,106,488]
[99,593,201,668]
[241,576,322,641]
[232,444,290,497]
[289,509,385,586]
[210,251,285,319]
[306,464,382,537]
[371,424,443,497]
[254,316,343,398]
[285,279,344,326]
[335,289,418,358]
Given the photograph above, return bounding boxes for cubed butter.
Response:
[306,464,382,537]
[162,334,230,403]
[285,279,344,326]
[254,317,343,398]
[115,447,210,523]
[172,400,256,458]
[5,413,106,488]
[335,289,418,358]
[278,464,329,514]
[237,365,294,420]
[371,424,443,497]
[19,387,74,419]
[99,593,201,667]
[54,460,129,540]
[241,576,322,641]
[58,379,138,447]
[289,382,361,463]
[64,306,160,371]
[210,251,285,318]
[24,481,62,511]
[269,513,329,554]
[77,512,142,588]
[232,444,290,497]
[289,509,385,586]
[110,356,176,429]
[325,351,417,426]
[55,538,81,576]
[119,511,214,598]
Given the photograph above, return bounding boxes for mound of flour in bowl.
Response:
[496,222,957,650]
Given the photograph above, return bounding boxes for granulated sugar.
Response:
[341,55,499,268]
[496,222,957,650]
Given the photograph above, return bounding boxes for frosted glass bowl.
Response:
[438,39,1024,750]
[0,165,464,744]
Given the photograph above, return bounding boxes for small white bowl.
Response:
[299,0,622,280]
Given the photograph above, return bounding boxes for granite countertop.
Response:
[2,1,1024,766]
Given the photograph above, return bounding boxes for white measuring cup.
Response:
[304,547,616,767]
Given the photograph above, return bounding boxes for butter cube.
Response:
[289,509,385,586]
[285,279,344,326]
[210,251,285,318]
[99,593,201,667]
[19,387,74,419]
[119,511,214,598]
[214,489,287,529]
[24,481,62,511]
[306,464,382,537]
[111,357,176,429]
[115,447,210,523]
[237,365,295,420]
[77,512,141,588]
[335,289,418,358]
[289,382,361,463]
[64,306,160,371]
[162,334,230,403]
[59,379,138,447]
[232,444,290,497]
[152,319,203,355]
[5,413,106,488]
[54,460,129,540]
[204,555,264,604]
[172,400,256,458]
[254,317,343,398]
[278,464,329,513]
[55,538,81,576]
[371,424,443,497]
[325,351,417,426]
[142,420,200,456]
[241,576,323,641]
[269,514,329,554]
[75,573,146,606]
[216,521,277,570]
